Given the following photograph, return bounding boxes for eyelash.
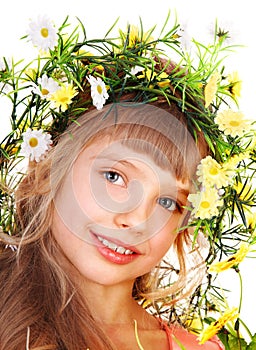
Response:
[103,170,125,186]
[103,170,181,212]
[157,197,178,212]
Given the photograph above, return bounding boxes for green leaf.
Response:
[217,331,248,350]
[247,334,256,350]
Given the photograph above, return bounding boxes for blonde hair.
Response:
[0,102,209,349]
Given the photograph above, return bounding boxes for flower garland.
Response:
[0,12,255,349]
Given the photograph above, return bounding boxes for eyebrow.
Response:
[91,155,140,171]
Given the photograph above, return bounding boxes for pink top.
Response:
[160,321,225,350]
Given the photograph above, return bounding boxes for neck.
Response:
[76,275,163,350]
[79,278,143,324]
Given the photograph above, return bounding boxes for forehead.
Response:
[75,138,190,192]
[60,103,202,184]
[78,136,171,170]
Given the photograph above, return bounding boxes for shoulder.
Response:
[161,322,224,350]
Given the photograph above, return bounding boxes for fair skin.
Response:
[51,137,220,349]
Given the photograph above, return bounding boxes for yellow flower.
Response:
[138,69,170,87]
[228,71,242,99]
[249,135,256,151]
[204,72,220,108]
[232,181,256,220]
[121,25,154,47]
[188,187,223,220]
[233,181,255,204]
[247,211,256,235]
[198,307,239,344]
[185,314,203,334]
[157,72,170,88]
[50,84,78,112]
[140,69,154,81]
[208,242,250,273]
[196,155,232,189]
[24,67,38,81]
[129,25,143,46]
[215,109,251,138]
[80,52,105,71]
[223,152,249,171]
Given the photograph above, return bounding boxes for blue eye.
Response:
[157,197,177,211]
[103,171,125,186]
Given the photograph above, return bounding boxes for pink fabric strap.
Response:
[159,320,173,350]
[158,318,225,350]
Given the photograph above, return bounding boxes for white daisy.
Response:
[27,15,58,51]
[196,155,233,189]
[130,65,145,76]
[188,187,223,220]
[87,75,109,110]
[20,128,52,162]
[32,74,60,99]
[215,109,250,138]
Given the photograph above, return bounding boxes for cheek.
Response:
[52,209,97,257]
[51,213,95,278]
[150,214,182,254]
[54,174,97,241]
[145,232,178,273]
[52,211,81,254]
[74,181,106,224]
[149,209,183,238]
[154,229,178,251]
[73,166,107,216]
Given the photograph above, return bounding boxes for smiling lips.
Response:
[92,233,140,265]
[97,235,134,255]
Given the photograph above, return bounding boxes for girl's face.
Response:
[52,137,190,286]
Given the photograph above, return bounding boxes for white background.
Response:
[1,0,256,339]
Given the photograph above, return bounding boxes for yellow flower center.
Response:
[97,85,103,94]
[201,201,210,209]
[29,137,38,148]
[41,28,49,38]
[209,166,219,175]
[60,96,69,103]
[229,120,240,127]
[41,88,49,96]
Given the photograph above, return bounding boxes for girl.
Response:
[1,14,253,350]
[0,102,223,349]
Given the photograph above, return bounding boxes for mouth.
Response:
[90,230,141,265]
[96,234,136,255]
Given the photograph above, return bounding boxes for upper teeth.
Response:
[97,236,134,255]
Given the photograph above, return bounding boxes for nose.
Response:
[113,199,152,231]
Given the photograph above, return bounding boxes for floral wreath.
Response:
[0,12,255,349]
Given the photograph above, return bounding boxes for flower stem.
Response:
[134,319,145,350]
